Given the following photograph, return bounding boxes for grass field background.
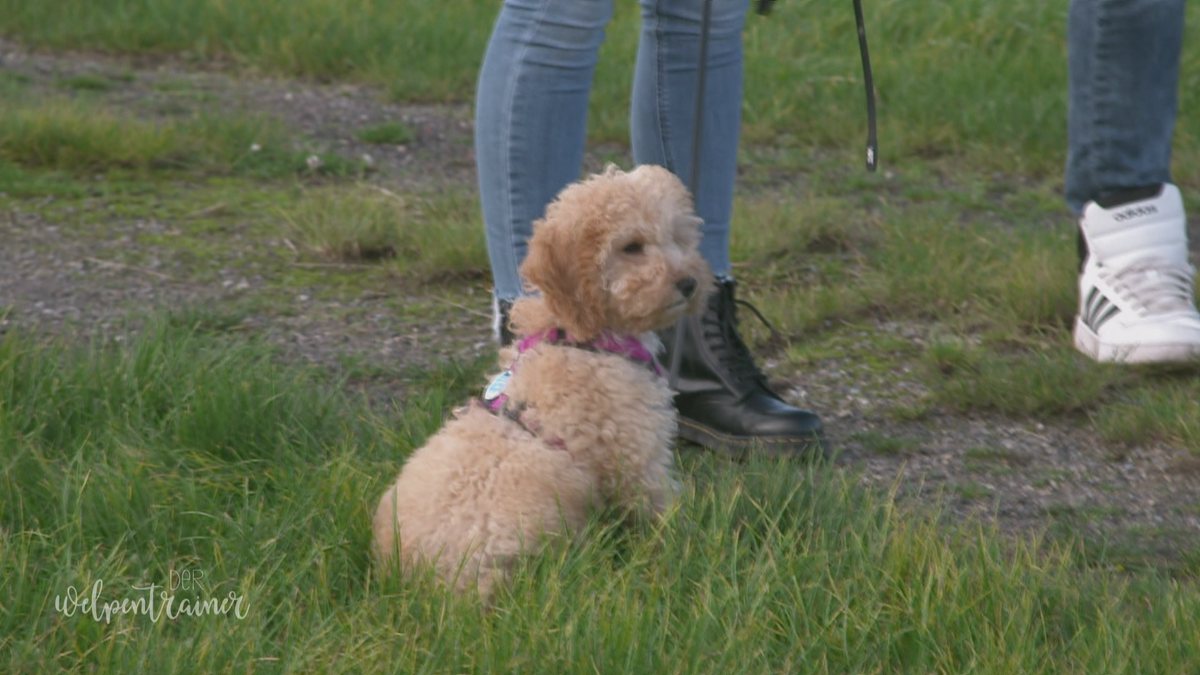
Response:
[4,319,1200,673]
[4,0,1200,672]
[2,0,1199,177]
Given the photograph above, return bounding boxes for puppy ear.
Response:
[520,216,607,340]
[520,219,573,302]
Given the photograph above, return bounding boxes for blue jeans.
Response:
[476,0,748,300]
[1065,0,1185,215]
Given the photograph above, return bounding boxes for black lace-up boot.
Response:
[659,277,824,456]
[494,297,516,344]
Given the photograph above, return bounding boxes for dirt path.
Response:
[3,38,1199,568]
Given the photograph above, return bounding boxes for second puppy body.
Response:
[372,164,712,599]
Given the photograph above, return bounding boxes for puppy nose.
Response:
[675,276,698,299]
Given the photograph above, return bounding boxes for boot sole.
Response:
[677,417,826,458]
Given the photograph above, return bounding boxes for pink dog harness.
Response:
[475,328,664,446]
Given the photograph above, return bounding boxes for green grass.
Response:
[0,157,88,197]
[281,186,405,261]
[1096,378,1200,449]
[730,182,1080,333]
[0,0,495,102]
[59,73,117,91]
[281,185,489,278]
[0,94,361,178]
[3,0,1200,179]
[354,121,413,145]
[4,318,1200,673]
[921,340,1124,417]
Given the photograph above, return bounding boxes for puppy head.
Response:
[518,164,712,340]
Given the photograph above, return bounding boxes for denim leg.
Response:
[476,0,615,300]
[1065,0,1185,215]
[631,0,748,276]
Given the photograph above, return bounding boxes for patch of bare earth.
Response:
[3,39,1199,565]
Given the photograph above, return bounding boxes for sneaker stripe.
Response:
[1093,304,1121,330]
[1082,286,1121,332]
[1084,287,1102,327]
[1083,287,1104,329]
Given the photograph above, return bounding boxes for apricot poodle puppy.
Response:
[372,164,712,599]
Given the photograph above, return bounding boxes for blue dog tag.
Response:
[483,370,512,401]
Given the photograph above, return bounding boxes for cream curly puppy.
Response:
[372,164,712,599]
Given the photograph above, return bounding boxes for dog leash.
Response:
[668,0,879,391]
[757,0,878,171]
[850,0,878,171]
[668,0,718,392]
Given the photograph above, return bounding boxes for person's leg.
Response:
[1067,0,1200,364]
[476,0,615,316]
[630,0,744,274]
[1065,0,1183,215]
[632,0,823,455]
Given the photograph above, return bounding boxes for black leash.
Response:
[669,0,878,391]
[758,0,878,170]
[851,0,878,171]
[669,0,716,392]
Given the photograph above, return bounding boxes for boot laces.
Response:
[701,282,782,391]
[1105,256,1198,317]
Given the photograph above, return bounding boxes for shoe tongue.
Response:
[1101,242,1191,274]
[1084,185,1190,270]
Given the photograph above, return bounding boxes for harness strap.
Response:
[478,328,663,446]
[516,328,663,376]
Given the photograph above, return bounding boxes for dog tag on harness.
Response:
[483,370,512,401]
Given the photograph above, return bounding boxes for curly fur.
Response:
[372,164,712,600]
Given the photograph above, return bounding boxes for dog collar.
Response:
[476,329,663,445]
[515,328,664,377]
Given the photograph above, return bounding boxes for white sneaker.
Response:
[1073,183,1200,364]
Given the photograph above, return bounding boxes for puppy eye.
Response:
[622,241,644,255]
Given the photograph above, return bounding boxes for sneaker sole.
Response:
[677,417,826,458]
[1073,317,1200,364]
